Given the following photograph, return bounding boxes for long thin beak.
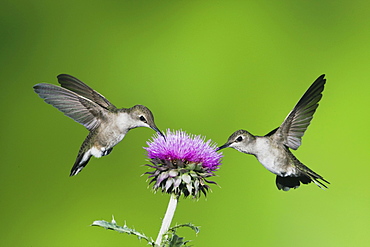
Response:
[152,126,166,140]
[216,143,230,151]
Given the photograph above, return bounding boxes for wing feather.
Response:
[33,83,107,130]
[57,74,116,110]
[274,74,326,150]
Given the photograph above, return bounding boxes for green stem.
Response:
[155,194,178,246]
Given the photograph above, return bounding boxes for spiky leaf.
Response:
[91,218,154,246]
[168,234,189,247]
[169,223,200,235]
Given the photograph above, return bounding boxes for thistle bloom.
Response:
[144,129,222,198]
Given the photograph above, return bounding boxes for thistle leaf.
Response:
[91,218,154,245]
[168,234,189,247]
[169,223,200,235]
[161,223,200,247]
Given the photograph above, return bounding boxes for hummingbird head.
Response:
[217,130,255,153]
[129,105,165,138]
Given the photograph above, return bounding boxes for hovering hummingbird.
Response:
[34,74,164,176]
[217,74,330,191]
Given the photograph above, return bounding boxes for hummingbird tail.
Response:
[275,175,311,191]
[310,176,330,190]
[297,163,330,190]
[70,153,91,176]
[69,145,113,176]
[282,150,330,191]
[276,173,330,191]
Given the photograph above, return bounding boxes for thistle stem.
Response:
[155,194,178,246]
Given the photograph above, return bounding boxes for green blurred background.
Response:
[1,1,369,246]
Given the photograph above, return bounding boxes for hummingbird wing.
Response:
[34,83,109,130]
[274,74,326,150]
[57,74,117,110]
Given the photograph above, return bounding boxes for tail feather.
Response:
[69,145,113,176]
[69,131,115,176]
[310,176,330,189]
[297,163,330,190]
[70,132,94,176]
[281,149,330,191]
[70,152,91,176]
[276,173,329,191]
[276,175,308,191]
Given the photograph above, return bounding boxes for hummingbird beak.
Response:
[152,126,166,140]
[216,143,230,151]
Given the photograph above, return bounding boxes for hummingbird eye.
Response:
[236,136,243,142]
[139,115,147,123]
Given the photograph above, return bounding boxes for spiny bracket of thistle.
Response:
[145,159,217,198]
[162,223,200,247]
[91,216,155,246]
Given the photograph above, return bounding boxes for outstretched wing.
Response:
[274,74,326,150]
[57,74,116,110]
[33,83,108,130]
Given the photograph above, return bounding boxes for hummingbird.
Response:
[34,74,164,176]
[217,74,330,191]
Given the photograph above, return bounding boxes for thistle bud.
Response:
[144,130,222,198]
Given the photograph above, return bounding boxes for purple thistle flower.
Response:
[144,129,222,198]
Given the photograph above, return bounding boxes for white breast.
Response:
[254,137,291,176]
[96,112,131,149]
